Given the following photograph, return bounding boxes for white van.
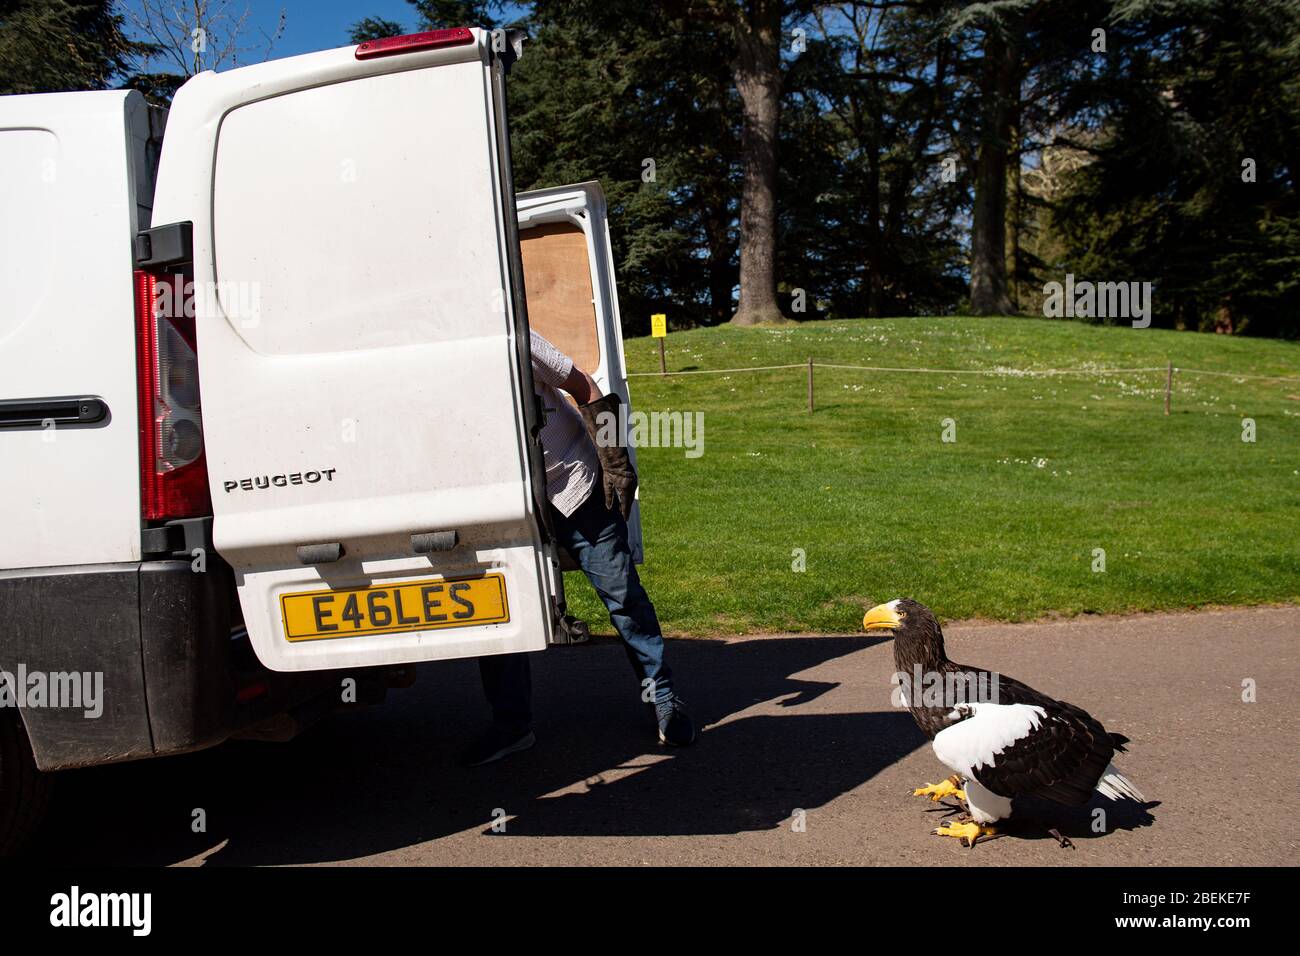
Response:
[0,27,639,854]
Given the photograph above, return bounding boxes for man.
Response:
[461,330,696,766]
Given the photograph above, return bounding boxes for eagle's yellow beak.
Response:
[862,602,903,631]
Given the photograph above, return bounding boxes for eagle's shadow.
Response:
[927,794,1160,843]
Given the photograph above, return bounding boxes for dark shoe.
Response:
[655,697,696,747]
[460,727,536,767]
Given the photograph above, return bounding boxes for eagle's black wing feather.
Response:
[957,669,1121,806]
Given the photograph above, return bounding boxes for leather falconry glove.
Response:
[578,392,637,520]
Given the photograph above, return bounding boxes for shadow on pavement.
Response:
[1007,795,1160,842]
[34,635,929,865]
[916,791,1160,847]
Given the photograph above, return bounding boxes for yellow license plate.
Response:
[280,573,509,642]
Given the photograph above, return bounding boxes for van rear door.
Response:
[0,91,157,571]
[517,182,643,563]
[150,28,559,672]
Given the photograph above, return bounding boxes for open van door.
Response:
[517,182,643,565]
[149,28,561,672]
[0,91,158,571]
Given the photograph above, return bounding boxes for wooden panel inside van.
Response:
[520,222,600,373]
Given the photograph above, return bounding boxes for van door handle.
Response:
[296,543,345,564]
[0,396,107,429]
[411,531,458,554]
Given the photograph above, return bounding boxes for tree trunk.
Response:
[865,128,883,317]
[867,268,885,318]
[1215,296,1234,334]
[1008,102,1022,312]
[709,250,736,323]
[969,28,1018,316]
[702,201,734,322]
[729,0,787,326]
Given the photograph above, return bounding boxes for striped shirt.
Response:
[530,331,599,517]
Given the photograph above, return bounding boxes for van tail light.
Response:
[354,27,474,59]
[134,269,212,521]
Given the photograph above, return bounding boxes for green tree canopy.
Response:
[0,0,142,95]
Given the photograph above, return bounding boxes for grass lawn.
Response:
[562,316,1300,635]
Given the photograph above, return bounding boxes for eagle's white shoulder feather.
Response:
[931,702,1047,777]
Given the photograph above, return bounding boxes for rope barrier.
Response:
[1172,368,1300,384]
[628,363,806,377]
[629,361,1300,383]
[813,363,1169,377]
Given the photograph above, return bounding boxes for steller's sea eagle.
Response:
[863,598,1146,847]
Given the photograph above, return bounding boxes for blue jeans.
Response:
[478,491,674,734]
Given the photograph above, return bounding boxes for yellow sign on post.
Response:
[651,313,667,374]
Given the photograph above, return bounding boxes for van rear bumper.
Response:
[0,560,237,771]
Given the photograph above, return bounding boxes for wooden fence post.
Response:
[1164,360,1173,416]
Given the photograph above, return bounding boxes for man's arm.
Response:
[530,329,635,519]
[560,365,601,404]
[531,329,600,402]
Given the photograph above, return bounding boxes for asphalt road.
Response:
[33,605,1299,866]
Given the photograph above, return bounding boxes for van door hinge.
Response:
[492,29,526,72]
[135,221,193,269]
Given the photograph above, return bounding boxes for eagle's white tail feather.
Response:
[1095,762,1146,802]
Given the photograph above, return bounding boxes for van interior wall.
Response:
[519,222,601,378]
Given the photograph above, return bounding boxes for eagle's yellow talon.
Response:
[933,821,997,846]
[912,776,966,802]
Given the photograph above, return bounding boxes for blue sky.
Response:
[235,0,422,59]
[184,1,531,62]
[121,1,530,77]
[122,1,512,73]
